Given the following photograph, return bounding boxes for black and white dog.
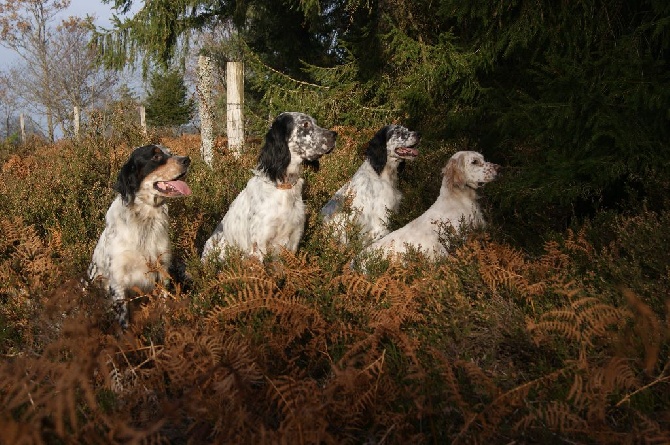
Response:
[202,112,337,261]
[321,125,420,244]
[89,144,191,329]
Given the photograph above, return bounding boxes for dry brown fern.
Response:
[0,218,65,294]
[471,239,548,310]
[583,356,638,418]
[563,227,595,258]
[201,257,332,365]
[173,211,205,258]
[470,232,600,315]
[628,411,670,443]
[273,248,324,295]
[0,218,70,353]
[538,239,572,272]
[266,375,332,442]
[332,262,413,305]
[613,289,670,414]
[102,321,271,442]
[526,287,632,354]
[620,286,664,375]
[509,355,656,443]
[0,305,167,444]
[514,400,589,436]
[204,281,322,333]
[519,286,669,443]
[437,353,475,422]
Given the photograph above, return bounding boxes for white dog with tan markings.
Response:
[360,151,499,261]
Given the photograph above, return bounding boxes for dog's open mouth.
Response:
[395,145,419,158]
[154,174,192,197]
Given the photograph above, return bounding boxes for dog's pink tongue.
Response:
[397,147,419,157]
[167,180,192,196]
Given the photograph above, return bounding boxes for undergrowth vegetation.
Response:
[0,125,668,444]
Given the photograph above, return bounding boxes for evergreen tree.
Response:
[431,0,670,243]
[144,69,195,128]
[97,0,349,77]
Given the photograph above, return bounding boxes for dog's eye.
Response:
[303,121,310,128]
[152,153,163,161]
[472,159,481,165]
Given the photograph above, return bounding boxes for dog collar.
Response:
[275,172,301,190]
[252,169,297,189]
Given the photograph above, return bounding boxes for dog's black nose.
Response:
[179,156,191,166]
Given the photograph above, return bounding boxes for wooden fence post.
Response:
[73,106,80,138]
[226,61,244,157]
[139,106,147,135]
[197,55,215,167]
[20,113,25,144]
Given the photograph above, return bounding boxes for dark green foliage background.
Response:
[99,0,669,245]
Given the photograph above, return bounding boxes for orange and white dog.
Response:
[361,151,499,260]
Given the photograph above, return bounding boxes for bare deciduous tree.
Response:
[0,0,71,141]
[48,17,119,137]
[0,72,22,140]
[0,1,118,140]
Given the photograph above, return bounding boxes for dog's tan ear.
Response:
[443,154,465,191]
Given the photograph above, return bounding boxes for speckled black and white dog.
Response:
[89,145,192,329]
[321,124,420,244]
[202,112,337,261]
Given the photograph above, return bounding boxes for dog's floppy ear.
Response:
[443,153,466,191]
[114,154,140,204]
[258,113,293,182]
[365,126,391,175]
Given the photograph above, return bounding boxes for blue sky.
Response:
[65,0,119,24]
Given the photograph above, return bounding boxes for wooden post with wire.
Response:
[226,61,244,157]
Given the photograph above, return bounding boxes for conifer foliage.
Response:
[144,69,195,129]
